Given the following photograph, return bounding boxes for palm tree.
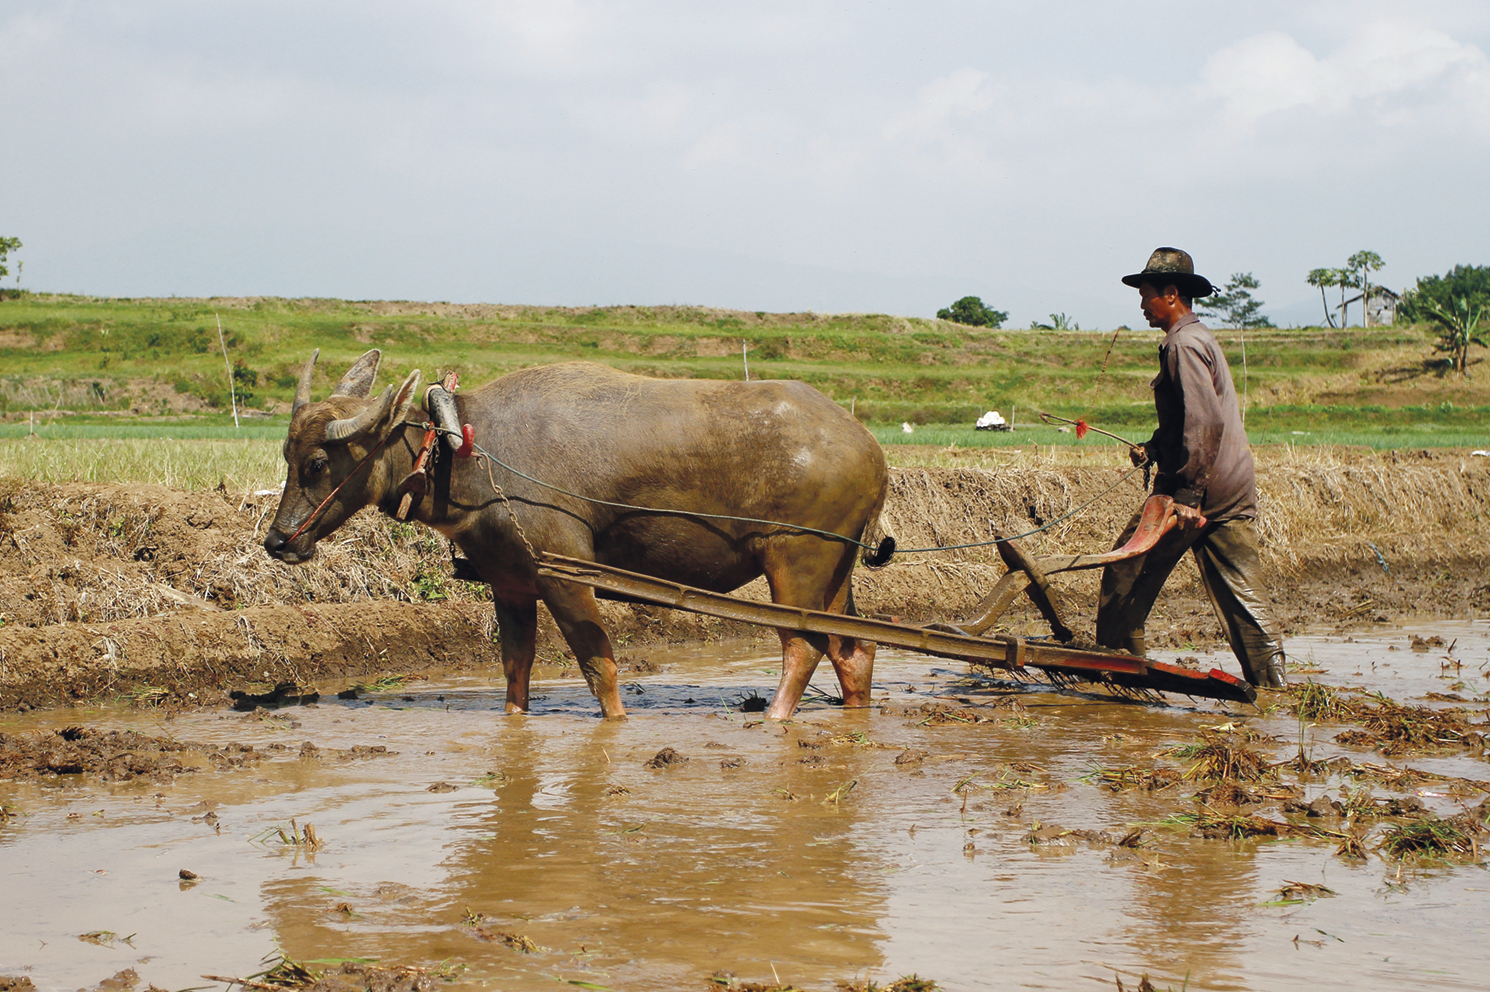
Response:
[1347,251,1385,326]
[1306,268,1339,328]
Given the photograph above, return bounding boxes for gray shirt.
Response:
[1146,313,1257,522]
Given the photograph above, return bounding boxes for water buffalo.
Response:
[263,350,889,720]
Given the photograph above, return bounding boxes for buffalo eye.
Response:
[306,455,328,476]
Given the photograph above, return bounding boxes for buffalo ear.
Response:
[331,349,382,399]
[386,368,424,430]
[325,368,423,442]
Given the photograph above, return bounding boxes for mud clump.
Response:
[645,746,688,769]
[1192,781,1267,807]
[0,727,261,782]
[206,959,437,992]
[230,682,320,710]
[0,978,37,992]
[883,701,997,725]
[0,728,391,782]
[1193,811,1280,840]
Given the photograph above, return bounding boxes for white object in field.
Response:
[1473,450,1490,457]
[975,410,1005,429]
[901,422,915,434]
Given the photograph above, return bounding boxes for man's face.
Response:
[1138,282,1180,329]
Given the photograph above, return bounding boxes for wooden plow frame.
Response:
[534,494,1256,706]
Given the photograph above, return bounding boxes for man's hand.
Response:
[1128,443,1149,467]
[1174,501,1205,532]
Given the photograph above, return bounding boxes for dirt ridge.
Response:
[1,452,1486,709]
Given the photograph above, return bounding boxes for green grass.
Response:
[0,437,286,490]
[0,421,287,440]
[1,292,1486,446]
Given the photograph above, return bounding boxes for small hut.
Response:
[1345,285,1399,326]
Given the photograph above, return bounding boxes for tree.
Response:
[1306,268,1340,328]
[0,236,19,282]
[1346,250,1385,326]
[936,296,1008,328]
[1199,272,1273,328]
[1398,264,1490,325]
[1425,295,1488,375]
[1398,265,1490,375]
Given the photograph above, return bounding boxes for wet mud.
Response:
[4,625,1490,991]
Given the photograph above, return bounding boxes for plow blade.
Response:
[536,554,1257,707]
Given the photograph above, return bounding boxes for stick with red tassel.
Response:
[1038,412,1141,450]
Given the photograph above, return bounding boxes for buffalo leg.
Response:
[493,596,538,714]
[540,579,627,720]
[823,580,876,708]
[763,545,859,720]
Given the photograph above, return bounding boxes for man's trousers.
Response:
[1096,513,1286,688]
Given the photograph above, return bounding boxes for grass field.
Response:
[1,292,1486,453]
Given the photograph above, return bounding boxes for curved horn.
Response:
[292,349,320,415]
[324,385,391,442]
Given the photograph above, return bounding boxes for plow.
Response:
[535,493,1257,707]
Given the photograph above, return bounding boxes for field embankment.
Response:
[2,293,1487,443]
[1,448,1484,710]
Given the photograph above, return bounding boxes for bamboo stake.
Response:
[216,313,239,429]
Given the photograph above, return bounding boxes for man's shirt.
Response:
[1146,313,1258,522]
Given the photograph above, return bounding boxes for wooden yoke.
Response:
[938,494,1200,639]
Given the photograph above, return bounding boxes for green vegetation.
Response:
[0,237,19,288]
[1397,265,1490,376]
[935,295,1007,328]
[0,293,1485,449]
[1200,272,1271,329]
[1400,264,1490,324]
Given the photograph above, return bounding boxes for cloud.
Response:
[882,68,996,141]
[1199,23,1490,131]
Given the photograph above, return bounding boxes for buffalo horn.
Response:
[291,349,320,416]
[425,386,465,451]
[325,385,392,442]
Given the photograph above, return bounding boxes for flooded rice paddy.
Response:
[3,622,1490,991]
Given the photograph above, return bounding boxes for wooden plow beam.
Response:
[535,531,1257,706]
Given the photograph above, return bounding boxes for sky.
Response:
[2,1,1487,328]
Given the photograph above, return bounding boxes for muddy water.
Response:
[3,624,1490,991]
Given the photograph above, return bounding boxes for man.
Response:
[1096,247,1286,688]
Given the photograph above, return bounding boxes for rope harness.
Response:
[413,421,1152,565]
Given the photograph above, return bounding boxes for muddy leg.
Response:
[824,581,875,708]
[493,596,538,714]
[767,628,826,721]
[540,579,626,719]
[762,543,857,720]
